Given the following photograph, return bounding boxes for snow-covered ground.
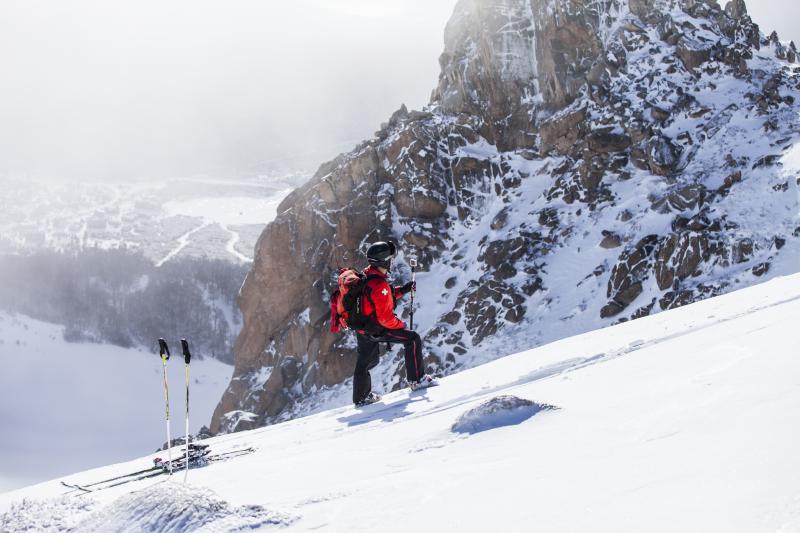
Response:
[0,313,232,493]
[0,175,301,264]
[3,273,800,531]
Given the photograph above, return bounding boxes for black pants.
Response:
[353,329,424,404]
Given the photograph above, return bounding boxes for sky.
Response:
[0,0,796,183]
[0,0,459,182]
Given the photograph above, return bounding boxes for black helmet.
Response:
[366,241,397,269]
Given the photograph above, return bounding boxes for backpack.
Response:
[330,268,384,335]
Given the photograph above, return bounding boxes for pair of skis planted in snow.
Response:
[158,337,192,481]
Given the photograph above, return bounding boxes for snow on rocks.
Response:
[0,495,97,532]
[78,483,295,532]
[212,0,800,431]
[450,395,557,434]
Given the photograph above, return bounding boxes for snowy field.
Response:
[0,313,232,493]
[0,175,300,264]
[2,273,800,531]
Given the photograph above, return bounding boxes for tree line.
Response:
[0,248,248,363]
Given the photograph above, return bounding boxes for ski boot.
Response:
[355,391,382,407]
[408,374,438,391]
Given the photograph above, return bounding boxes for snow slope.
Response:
[2,273,800,532]
[0,314,232,492]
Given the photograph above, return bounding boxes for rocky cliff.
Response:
[211,0,800,433]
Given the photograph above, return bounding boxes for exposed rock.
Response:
[539,108,587,154]
[480,234,542,268]
[650,106,671,122]
[604,235,660,315]
[659,289,695,310]
[647,136,682,176]
[630,146,649,170]
[724,0,748,20]
[651,184,707,213]
[655,232,723,290]
[491,208,511,230]
[600,231,622,249]
[442,311,462,325]
[752,155,781,169]
[404,232,431,249]
[677,39,712,71]
[587,129,632,153]
[732,238,754,264]
[538,208,560,229]
[752,262,770,276]
[496,261,518,280]
[718,171,742,196]
[630,0,663,25]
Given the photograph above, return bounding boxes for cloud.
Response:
[305,0,408,19]
[0,0,458,182]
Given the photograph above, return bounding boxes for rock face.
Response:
[211,0,800,433]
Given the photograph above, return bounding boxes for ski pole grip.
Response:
[158,338,170,359]
[181,339,191,364]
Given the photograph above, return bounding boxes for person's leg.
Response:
[381,329,424,383]
[353,334,380,404]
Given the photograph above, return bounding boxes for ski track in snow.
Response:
[222,224,252,264]
[155,221,211,267]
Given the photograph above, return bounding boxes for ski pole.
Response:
[409,258,417,330]
[157,338,173,475]
[181,338,192,482]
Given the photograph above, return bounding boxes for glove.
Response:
[400,281,416,295]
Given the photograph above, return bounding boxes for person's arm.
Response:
[371,280,405,330]
[393,281,415,300]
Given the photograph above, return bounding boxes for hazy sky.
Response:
[0,0,796,182]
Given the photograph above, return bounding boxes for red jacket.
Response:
[360,265,406,330]
[330,265,405,333]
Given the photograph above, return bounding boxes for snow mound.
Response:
[451,395,557,434]
[0,495,97,532]
[72,483,297,532]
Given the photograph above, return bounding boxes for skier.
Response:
[331,241,436,406]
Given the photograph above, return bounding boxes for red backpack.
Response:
[330,268,383,334]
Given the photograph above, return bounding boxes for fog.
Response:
[0,0,795,183]
[0,0,458,182]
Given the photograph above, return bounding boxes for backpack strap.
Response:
[329,289,342,333]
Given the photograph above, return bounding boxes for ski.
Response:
[159,446,254,472]
[61,469,163,493]
[59,465,161,492]
[60,447,255,494]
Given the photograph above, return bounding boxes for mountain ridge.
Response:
[211,0,800,433]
